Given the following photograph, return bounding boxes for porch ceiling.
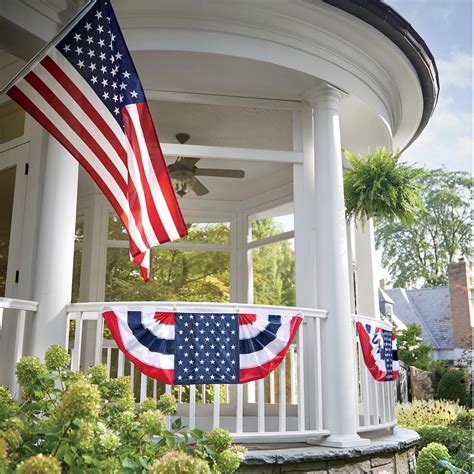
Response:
[78,157,292,203]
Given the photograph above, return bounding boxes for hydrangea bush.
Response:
[0,345,246,473]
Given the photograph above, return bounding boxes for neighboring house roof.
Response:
[379,288,394,305]
[382,287,454,350]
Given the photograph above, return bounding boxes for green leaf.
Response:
[139,458,149,469]
[190,428,206,441]
[63,452,73,466]
[172,418,182,430]
[71,418,83,429]
[165,433,176,448]
[54,442,69,460]
[123,458,138,468]
[82,454,96,465]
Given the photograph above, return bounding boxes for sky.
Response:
[386,0,472,173]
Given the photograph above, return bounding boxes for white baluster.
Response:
[257,379,265,433]
[94,317,103,365]
[213,384,220,428]
[290,346,296,404]
[189,385,196,429]
[140,373,147,403]
[236,384,243,433]
[297,326,305,431]
[269,372,275,404]
[117,351,125,376]
[278,358,286,432]
[106,348,112,379]
[130,364,135,392]
[315,318,323,430]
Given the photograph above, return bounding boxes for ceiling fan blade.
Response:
[178,157,200,168]
[192,178,210,196]
[195,168,245,178]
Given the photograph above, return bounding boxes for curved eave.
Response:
[322,0,439,148]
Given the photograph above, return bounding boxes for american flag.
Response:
[356,321,399,382]
[103,307,303,384]
[6,0,187,280]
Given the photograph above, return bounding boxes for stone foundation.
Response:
[238,428,418,473]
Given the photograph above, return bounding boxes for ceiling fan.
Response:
[167,133,245,197]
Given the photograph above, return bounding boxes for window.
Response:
[248,203,295,306]
[252,239,295,306]
[105,216,231,302]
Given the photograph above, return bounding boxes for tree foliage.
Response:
[251,219,295,307]
[395,323,432,369]
[375,168,472,287]
[105,222,231,303]
[344,147,424,224]
[102,218,295,307]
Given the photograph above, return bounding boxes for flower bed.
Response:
[396,399,472,473]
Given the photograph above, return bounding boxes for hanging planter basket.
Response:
[343,147,425,225]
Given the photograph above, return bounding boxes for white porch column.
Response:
[354,219,380,318]
[307,85,369,447]
[30,136,78,357]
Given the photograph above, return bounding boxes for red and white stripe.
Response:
[7,47,186,280]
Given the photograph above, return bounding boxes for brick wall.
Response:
[448,261,473,349]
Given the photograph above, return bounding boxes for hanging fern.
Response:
[344,147,425,225]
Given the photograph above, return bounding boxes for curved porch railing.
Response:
[1,298,398,443]
[66,302,329,443]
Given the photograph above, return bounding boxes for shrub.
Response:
[436,371,469,406]
[415,425,471,471]
[416,443,450,474]
[396,399,463,428]
[452,410,472,430]
[1,348,246,473]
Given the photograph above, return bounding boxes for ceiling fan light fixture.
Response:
[169,168,195,197]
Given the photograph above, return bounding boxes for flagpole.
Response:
[0,0,97,96]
